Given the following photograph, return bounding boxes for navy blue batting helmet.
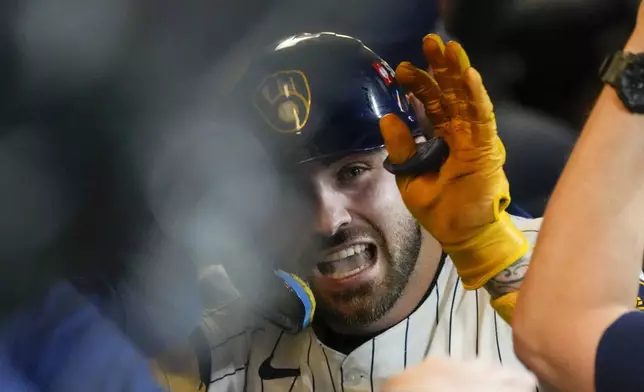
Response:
[233,32,428,165]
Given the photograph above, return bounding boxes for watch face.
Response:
[621,55,644,113]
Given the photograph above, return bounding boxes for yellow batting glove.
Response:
[150,345,205,391]
[490,292,519,324]
[379,34,529,290]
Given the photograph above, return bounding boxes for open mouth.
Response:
[315,243,377,280]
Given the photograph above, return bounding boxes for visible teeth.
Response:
[323,244,367,262]
[324,262,370,279]
[316,244,374,279]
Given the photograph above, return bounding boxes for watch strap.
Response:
[600,50,635,86]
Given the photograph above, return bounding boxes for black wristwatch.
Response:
[599,50,644,113]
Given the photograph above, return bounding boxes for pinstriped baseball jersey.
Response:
[200,216,541,392]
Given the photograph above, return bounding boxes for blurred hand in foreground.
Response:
[382,356,537,392]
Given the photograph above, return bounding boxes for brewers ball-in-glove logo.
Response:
[254,70,311,133]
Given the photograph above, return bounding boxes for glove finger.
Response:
[422,34,449,88]
[379,113,417,165]
[423,35,467,121]
[463,67,498,145]
[443,41,471,121]
[395,62,449,137]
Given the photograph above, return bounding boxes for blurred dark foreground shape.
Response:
[0,0,312,390]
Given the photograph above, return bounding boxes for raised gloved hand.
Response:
[379,34,529,290]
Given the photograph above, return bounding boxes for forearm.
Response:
[514,32,644,391]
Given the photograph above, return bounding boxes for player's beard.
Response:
[312,217,422,329]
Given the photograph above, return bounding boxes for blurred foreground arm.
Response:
[0,283,164,392]
[513,5,644,391]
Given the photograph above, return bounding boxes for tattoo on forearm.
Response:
[484,256,530,299]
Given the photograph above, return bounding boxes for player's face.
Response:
[300,149,422,329]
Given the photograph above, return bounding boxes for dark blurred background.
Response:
[0,0,638,354]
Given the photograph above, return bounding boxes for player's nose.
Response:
[315,185,351,237]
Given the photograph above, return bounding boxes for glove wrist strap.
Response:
[490,291,518,325]
[442,212,529,290]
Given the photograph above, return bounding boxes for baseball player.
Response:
[152,32,541,391]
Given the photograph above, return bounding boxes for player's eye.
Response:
[336,164,369,184]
